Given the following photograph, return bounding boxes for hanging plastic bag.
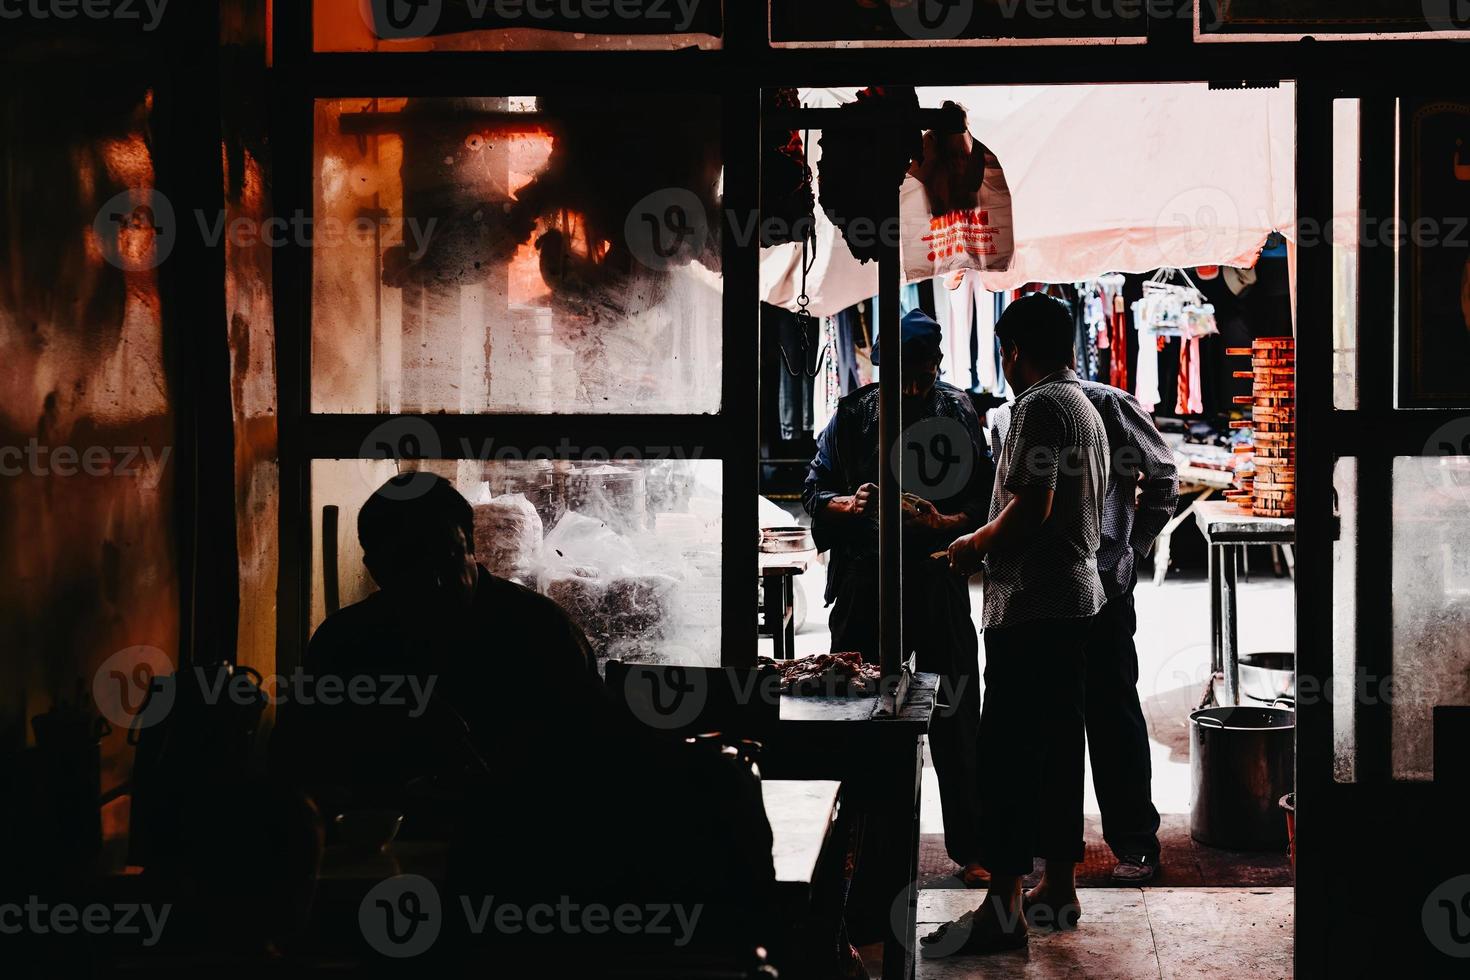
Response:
[900,105,1014,282]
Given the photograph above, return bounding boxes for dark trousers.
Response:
[1084,592,1162,862]
[829,562,983,867]
[977,616,1089,877]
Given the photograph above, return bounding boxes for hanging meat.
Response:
[760,88,815,247]
[817,86,923,263]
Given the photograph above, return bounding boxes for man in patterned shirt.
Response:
[924,293,1109,957]
[989,348,1180,887]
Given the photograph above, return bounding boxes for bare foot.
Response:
[1023,883,1082,930]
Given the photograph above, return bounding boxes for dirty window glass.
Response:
[314,0,722,51]
[311,458,723,667]
[1390,454,1470,780]
[311,96,723,414]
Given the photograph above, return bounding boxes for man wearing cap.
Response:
[802,308,995,884]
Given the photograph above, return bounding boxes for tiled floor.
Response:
[912,887,1293,979]
[761,517,1299,976]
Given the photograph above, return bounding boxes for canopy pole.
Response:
[877,129,906,717]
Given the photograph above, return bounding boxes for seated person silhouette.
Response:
[271,473,611,829]
[272,474,775,961]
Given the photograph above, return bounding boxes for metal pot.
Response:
[1190,704,1294,850]
[759,526,815,554]
[1238,651,1295,704]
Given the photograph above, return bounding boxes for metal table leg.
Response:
[1221,544,1240,706]
[783,574,797,658]
[763,574,786,661]
[880,736,924,980]
[1209,543,1223,676]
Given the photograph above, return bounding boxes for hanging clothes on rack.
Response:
[1131,269,1216,415]
[831,301,868,396]
[767,303,826,441]
[1176,335,1204,415]
[814,315,844,431]
[1134,315,1161,412]
[943,270,997,392]
[1089,275,1129,392]
[1075,282,1105,382]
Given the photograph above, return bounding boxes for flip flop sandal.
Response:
[920,911,1028,959]
[1022,893,1082,930]
[961,864,992,888]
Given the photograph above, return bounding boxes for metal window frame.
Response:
[269,9,1470,973]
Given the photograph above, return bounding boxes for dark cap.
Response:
[872,308,943,366]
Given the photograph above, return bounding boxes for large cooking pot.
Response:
[1190,704,1294,851]
[1238,651,1295,704]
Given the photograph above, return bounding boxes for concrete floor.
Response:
[911,887,1293,979]
[760,537,1298,977]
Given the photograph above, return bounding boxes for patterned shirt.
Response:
[991,381,1179,601]
[981,369,1109,628]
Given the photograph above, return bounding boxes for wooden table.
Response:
[1193,501,1296,705]
[759,554,808,660]
[763,778,842,907]
[766,672,939,980]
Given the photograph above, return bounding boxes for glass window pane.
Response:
[770,0,1146,45]
[1397,97,1470,406]
[1332,457,1357,782]
[1199,0,1470,39]
[314,0,722,51]
[1332,99,1359,411]
[1390,455,1470,780]
[312,96,723,414]
[311,458,722,667]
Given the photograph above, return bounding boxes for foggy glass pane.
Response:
[311,97,723,414]
[1390,455,1470,781]
[1333,100,1358,411]
[311,458,722,667]
[314,0,722,51]
[1333,457,1356,783]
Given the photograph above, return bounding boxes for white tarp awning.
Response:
[761,83,1297,317]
